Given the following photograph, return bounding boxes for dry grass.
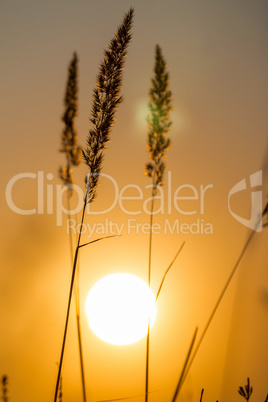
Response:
[144,44,172,402]
[54,8,134,402]
[59,52,86,401]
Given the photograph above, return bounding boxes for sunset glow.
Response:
[1,1,268,401]
[85,273,157,345]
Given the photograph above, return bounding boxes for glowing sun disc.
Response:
[85,273,157,345]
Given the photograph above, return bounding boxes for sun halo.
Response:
[85,273,157,346]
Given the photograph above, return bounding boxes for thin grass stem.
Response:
[54,197,87,402]
[67,192,87,402]
[145,182,157,402]
[144,44,172,402]
[155,241,185,302]
[60,51,86,401]
[179,206,267,390]
[76,313,86,402]
[171,327,198,402]
[54,209,120,402]
[79,235,120,249]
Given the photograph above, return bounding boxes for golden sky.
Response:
[1,0,268,401]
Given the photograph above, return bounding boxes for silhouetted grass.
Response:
[171,327,198,402]
[59,51,86,402]
[58,376,63,402]
[54,8,134,402]
[239,378,253,401]
[155,241,185,303]
[144,44,172,402]
[177,204,268,392]
[83,8,133,203]
[2,372,267,401]
[59,52,81,187]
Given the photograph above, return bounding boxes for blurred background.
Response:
[1,0,268,401]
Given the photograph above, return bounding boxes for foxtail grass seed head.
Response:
[59,52,82,190]
[83,8,134,204]
[145,44,172,187]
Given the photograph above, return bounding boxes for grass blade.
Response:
[79,235,120,249]
[54,201,87,402]
[179,205,267,389]
[171,327,198,402]
[155,241,185,302]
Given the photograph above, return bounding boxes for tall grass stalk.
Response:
[171,327,198,402]
[179,203,268,390]
[59,52,86,402]
[59,52,82,186]
[144,44,172,402]
[54,8,134,401]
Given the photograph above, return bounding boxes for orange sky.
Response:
[1,1,268,401]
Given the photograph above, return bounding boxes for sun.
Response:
[85,273,157,345]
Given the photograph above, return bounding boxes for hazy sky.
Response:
[1,1,268,401]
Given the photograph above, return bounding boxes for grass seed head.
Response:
[146,44,172,187]
[59,52,82,190]
[83,8,134,204]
